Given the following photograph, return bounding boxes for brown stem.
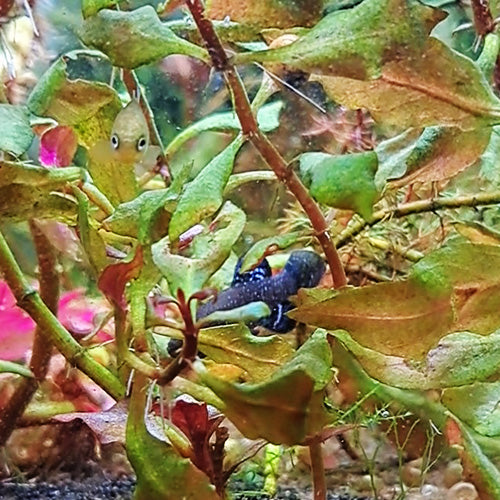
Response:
[309,441,327,500]
[470,0,495,37]
[0,221,59,446]
[183,0,347,289]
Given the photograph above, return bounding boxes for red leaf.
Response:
[98,246,144,309]
[39,125,78,167]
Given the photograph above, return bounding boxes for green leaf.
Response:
[127,375,218,500]
[104,188,176,242]
[480,125,500,186]
[239,232,303,272]
[0,360,33,378]
[169,136,244,241]
[329,329,500,390]
[199,302,271,327]
[152,201,246,296]
[234,0,443,78]
[0,162,81,188]
[0,105,34,156]
[299,151,378,220]
[28,52,121,138]
[165,101,283,159]
[79,6,208,69]
[197,323,294,383]
[313,38,500,129]
[197,330,333,445]
[81,0,119,18]
[445,418,500,500]
[443,382,500,437]
[74,187,107,275]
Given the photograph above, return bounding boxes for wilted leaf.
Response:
[197,330,333,445]
[299,151,378,220]
[234,0,442,79]
[0,185,77,223]
[207,0,322,28]
[445,418,500,500]
[79,6,208,69]
[169,137,244,241]
[0,162,81,188]
[39,125,78,167]
[98,246,144,309]
[152,201,246,296]
[54,401,128,445]
[0,105,34,156]
[443,382,500,437]
[28,52,121,140]
[313,38,500,130]
[452,221,500,246]
[387,126,492,187]
[329,329,500,390]
[198,323,295,382]
[290,278,453,359]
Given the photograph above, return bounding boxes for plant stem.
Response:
[470,0,495,38]
[309,441,327,500]
[335,190,500,246]
[183,0,347,289]
[0,229,125,400]
[0,221,59,446]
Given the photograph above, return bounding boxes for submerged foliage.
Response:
[1,0,500,498]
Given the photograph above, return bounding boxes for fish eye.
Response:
[136,136,147,152]
[110,134,120,150]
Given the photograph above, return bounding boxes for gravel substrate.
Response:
[0,476,371,500]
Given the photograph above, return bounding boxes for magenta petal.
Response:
[39,125,78,167]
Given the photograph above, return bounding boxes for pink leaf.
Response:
[39,125,78,167]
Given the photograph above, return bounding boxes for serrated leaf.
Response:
[313,38,500,129]
[234,0,443,78]
[329,329,500,390]
[197,323,295,383]
[443,382,500,437]
[196,329,333,445]
[299,151,378,220]
[152,201,246,296]
[239,232,302,272]
[169,136,244,241]
[79,6,208,69]
[0,105,34,156]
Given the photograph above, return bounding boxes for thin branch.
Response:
[335,190,500,247]
[0,221,59,446]
[0,229,125,400]
[470,0,495,38]
[183,0,347,289]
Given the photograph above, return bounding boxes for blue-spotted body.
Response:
[197,250,325,332]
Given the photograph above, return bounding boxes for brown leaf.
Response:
[98,246,144,309]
